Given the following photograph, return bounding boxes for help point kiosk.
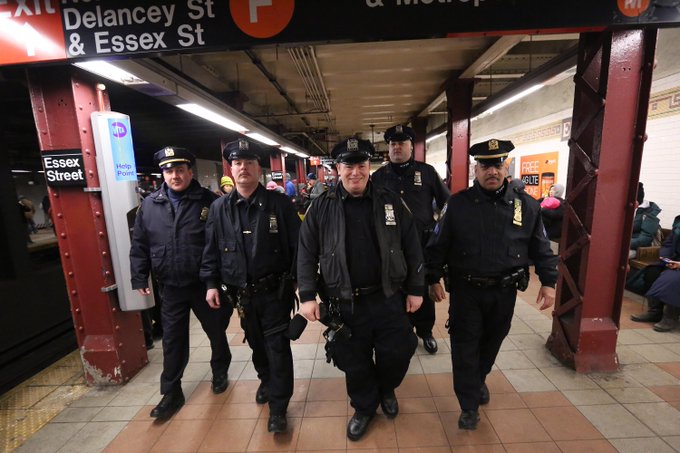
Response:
[91,111,154,311]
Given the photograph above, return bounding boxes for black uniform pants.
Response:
[408,288,435,338]
[241,289,294,416]
[332,291,418,415]
[159,282,232,394]
[448,282,516,411]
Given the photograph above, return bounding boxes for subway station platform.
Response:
[2,278,680,453]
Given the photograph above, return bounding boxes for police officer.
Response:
[201,138,300,434]
[426,139,557,431]
[130,147,232,421]
[372,124,450,354]
[297,137,423,441]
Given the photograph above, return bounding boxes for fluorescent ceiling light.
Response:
[177,103,248,133]
[74,61,148,85]
[281,146,310,159]
[246,132,280,147]
[473,84,544,120]
[426,131,446,144]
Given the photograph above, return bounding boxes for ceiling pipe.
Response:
[243,49,311,128]
[288,46,335,132]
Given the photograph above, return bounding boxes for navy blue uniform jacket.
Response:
[130,180,218,289]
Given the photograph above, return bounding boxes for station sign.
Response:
[41,150,86,187]
[1,1,680,67]
[271,170,283,181]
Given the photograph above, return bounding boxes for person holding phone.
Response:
[645,214,680,332]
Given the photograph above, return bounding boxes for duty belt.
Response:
[460,269,526,289]
[231,273,282,297]
[351,285,381,297]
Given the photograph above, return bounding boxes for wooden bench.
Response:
[629,228,671,270]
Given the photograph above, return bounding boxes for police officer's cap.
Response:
[155,146,195,170]
[384,124,416,143]
[470,139,515,165]
[222,138,262,163]
[331,137,374,164]
[307,172,317,180]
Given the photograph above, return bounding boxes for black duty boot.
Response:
[479,383,490,405]
[267,414,287,433]
[380,390,399,418]
[150,387,185,420]
[347,412,374,441]
[212,373,229,394]
[422,335,438,354]
[458,409,480,430]
[653,305,680,332]
[631,311,663,323]
[632,297,663,323]
[255,382,269,404]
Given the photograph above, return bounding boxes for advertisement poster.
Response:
[520,152,559,200]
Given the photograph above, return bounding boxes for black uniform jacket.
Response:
[130,180,218,289]
[297,181,424,302]
[371,160,450,239]
[200,184,300,290]
[425,180,558,286]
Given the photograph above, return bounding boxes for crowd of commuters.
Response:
[126,125,676,441]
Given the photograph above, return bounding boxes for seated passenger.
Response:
[629,182,661,258]
[644,214,680,332]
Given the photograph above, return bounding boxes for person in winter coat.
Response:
[644,214,680,332]
[629,182,662,258]
[130,147,232,421]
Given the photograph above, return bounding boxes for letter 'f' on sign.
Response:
[249,0,273,23]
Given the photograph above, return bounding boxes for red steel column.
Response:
[27,67,147,384]
[412,116,427,162]
[446,79,474,193]
[546,29,657,372]
[270,150,284,188]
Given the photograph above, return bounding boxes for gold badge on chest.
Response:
[200,207,209,221]
[513,198,522,226]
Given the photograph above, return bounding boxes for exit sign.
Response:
[0,0,67,66]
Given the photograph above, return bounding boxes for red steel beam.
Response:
[270,150,284,187]
[546,29,657,372]
[296,159,307,184]
[26,67,148,384]
[412,116,427,162]
[446,79,474,193]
